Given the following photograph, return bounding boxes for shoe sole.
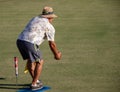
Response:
[31,86,43,91]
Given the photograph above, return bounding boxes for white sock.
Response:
[37,80,40,83]
[31,83,37,87]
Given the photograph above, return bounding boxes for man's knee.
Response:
[36,59,44,67]
[36,59,44,64]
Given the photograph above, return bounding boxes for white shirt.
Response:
[18,16,55,45]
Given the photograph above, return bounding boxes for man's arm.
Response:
[49,41,62,60]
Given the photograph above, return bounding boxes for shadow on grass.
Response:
[0,78,51,91]
[0,77,29,89]
[0,77,6,80]
[0,83,29,90]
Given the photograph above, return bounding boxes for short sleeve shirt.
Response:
[18,16,55,45]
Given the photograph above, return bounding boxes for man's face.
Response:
[48,18,54,23]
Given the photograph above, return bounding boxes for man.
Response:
[16,6,62,90]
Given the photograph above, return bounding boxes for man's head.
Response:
[41,6,57,19]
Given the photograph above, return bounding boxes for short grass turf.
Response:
[0,0,120,92]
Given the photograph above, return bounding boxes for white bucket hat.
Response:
[41,6,57,18]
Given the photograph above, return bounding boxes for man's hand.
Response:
[54,51,62,60]
[49,41,62,60]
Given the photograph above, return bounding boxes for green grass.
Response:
[0,0,120,92]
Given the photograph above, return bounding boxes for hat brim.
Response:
[41,14,57,18]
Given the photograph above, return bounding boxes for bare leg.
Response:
[27,59,44,85]
[27,60,36,78]
[32,60,44,85]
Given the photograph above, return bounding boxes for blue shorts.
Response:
[16,39,42,62]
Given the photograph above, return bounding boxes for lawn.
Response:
[0,0,120,92]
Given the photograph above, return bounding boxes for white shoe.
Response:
[30,83,43,90]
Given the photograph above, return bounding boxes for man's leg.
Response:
[27,59,44,85]
[32,60,44,85]
[27,60,36,79]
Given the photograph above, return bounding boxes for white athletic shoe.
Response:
[30,83,43,90]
